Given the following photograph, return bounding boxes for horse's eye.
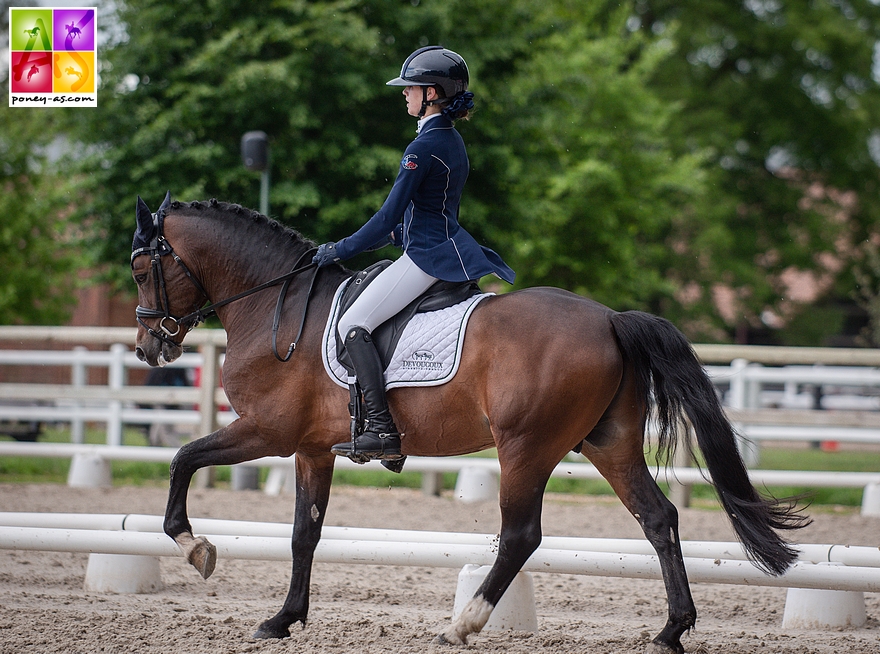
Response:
[134,273,148,284]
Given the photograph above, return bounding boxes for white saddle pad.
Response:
[321,279,492,390]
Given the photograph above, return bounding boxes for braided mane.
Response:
[168,198,317,251]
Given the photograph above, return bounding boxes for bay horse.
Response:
[131,194,807,654]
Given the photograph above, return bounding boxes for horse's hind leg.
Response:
[437,461,549,645]
[254,452,335,639]
[586,441,696,654]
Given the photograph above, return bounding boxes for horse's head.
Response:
[131,192,207,367]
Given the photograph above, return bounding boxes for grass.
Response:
[0,425,176,486]
[1,427,878,507]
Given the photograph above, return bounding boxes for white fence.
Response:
[3,441,878,498]
[2,327,880,505]
[0,327,229,447]
[3,327,880,446]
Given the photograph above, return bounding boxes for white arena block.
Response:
[84,553,163,594]
[452,564,538,632]
[860,482,880,516]
[783,562,866,630]
[67,453,112,488]
[454,466,498,503]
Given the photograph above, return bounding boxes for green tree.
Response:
[0,112,81,325]
[57,0,880,346]
[476,5,708,312]
[632,0,880,341]
[66,0,698,304]
[64,0,409,286]
[0,1,79,324]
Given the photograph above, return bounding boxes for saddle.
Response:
[334,260,481,375]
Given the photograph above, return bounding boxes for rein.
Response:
[133,209,318,357]
[271,248,319,361]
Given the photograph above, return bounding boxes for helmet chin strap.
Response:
[418,86,429,118]
[418,86,446,118]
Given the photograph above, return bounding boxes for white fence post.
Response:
[107,343,126,447]
[667,424,692,509]
[195,341,220,488]
[70,346,87,444]
[729,358,760,467]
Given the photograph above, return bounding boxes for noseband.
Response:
[132,209,318,357]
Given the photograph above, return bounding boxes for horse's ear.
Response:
[157,190,171,217]
[136,196,152,228]
[133,195,156,253]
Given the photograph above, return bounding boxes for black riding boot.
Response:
[331,327,403,461]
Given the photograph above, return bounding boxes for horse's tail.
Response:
[608,310,810,575]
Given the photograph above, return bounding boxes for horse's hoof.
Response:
[253,622,290,639]
[252,628,286,640]
[645,641,683,654]
[187,536,217,579]
[433,632,466,646]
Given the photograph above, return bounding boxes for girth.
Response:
[334,260,481,375]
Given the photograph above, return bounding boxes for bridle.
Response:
[131,210,208,349]
[132,208,318,360]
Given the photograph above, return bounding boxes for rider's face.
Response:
[403,85,438,117]
[403,86,422,117]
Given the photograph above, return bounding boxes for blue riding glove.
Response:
[313,241,340,267]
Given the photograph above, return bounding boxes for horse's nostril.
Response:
[135,346,147,362]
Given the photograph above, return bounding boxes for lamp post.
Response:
[241,130,270,216]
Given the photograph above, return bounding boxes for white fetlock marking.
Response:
[174,532,217,579]
[440,597,494,645]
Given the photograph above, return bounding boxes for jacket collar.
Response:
[416,113,454,136]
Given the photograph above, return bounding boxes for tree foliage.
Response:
[0,102,80,325]
[28,0,880,343]
[632,0,880,339]
[486,6,708,311]
[0,0,79,324]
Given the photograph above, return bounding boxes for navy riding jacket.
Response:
[333,115,515,285]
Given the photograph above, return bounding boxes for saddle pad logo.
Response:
[402,350,443,371]
[402,154,418,170]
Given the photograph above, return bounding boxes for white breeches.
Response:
[337,253,438,338]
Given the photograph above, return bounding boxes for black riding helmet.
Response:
[387,46,469,117]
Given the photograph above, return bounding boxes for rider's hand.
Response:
[312,242,340,267]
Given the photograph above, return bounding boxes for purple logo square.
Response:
[53,8,95,51]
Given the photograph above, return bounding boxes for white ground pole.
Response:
[0,513,878,630]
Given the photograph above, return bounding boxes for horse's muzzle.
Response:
[135,338,182,368]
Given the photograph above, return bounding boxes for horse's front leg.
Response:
[254,451,335,639]
[163,418,276,579]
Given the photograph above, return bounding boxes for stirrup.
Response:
[381,456,407,474]
[331,429,404,464]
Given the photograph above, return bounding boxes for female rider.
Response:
[312,46,515,461]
